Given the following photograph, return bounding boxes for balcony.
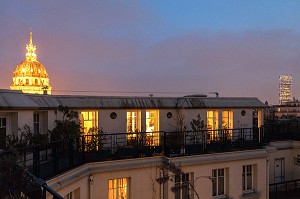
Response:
[9,127,265,180]
[269,179,300,199]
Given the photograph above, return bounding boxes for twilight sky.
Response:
[1,1,300,104]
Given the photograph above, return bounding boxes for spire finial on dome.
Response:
[30,30,33,45]
[25,30,37,61]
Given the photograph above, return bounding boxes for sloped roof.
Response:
[0,90,266,110]
[0,90,39,109]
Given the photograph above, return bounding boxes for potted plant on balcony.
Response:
[116,129,140,159]
[186,114,206,155]
[166,109,187,156]
[49,106,83,141]
[85,127,111,161]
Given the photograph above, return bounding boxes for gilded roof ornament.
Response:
[25,31,37,61]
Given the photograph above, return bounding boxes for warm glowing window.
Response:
[26,79,29,85]
[127,111,141,133]
[80,111,98,134]
[212,168,225,197]
[222,111,233,129]
[207,111,219,140]
[222,110,233,138]
[146,110,159,146]
[108,178,129,199]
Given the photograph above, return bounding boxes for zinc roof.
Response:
[0,90,266,110]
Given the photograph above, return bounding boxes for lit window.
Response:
[222,110,233,129]
[80,111,98,134]
[127,111,141,133]
[242,165,253,192]
[108,178,129,199]
[146,110,159,145]
[207,111,219,141]
[212,168,225,197]
[33,113,39,134]
[222,110,233,139]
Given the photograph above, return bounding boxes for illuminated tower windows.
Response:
[279,75,292,105]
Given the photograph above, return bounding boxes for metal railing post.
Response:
[163,131,166,156]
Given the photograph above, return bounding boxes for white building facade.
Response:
[5,90,299,199]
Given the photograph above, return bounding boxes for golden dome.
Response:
[13,60,49,78]
[10,32,52,95]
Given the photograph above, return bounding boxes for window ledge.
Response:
[241,191,260,199]
[213,195,229,199]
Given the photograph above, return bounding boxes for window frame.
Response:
[207,110,219,141]
[33,113,39,134]
[242,165,253,193]
[212,168,225,197]
[0,117,6,128]
[108,177,129,199]
[221,110,233,129]
[64,188,80,199]
[80,110,98,134]
[126,111,141,133]
[145,110,160,146]
[173,172,193,199]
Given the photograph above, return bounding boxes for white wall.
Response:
[48,110,58,131]
[233,109,253,129]
[99,110,127,133]
[82,108,258,135]
[267,141,300,184]
[47,151,268,199]
[18,111,33,130]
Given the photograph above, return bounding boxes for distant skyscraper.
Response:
[279,75,292,105]
[10,32,52,94]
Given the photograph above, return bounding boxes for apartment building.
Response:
[3,89,300,199]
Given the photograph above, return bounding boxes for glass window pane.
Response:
[242,173,245,190]
[109,178,128,199]
[212,178,217,196]
[222,111,228,117]
[2,118,6,127]
[218,176,224,195]
[247,173,252,190]
[212,169,217,177]
[218,169,224,177]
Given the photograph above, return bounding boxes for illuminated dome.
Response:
[10,32,52,94]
